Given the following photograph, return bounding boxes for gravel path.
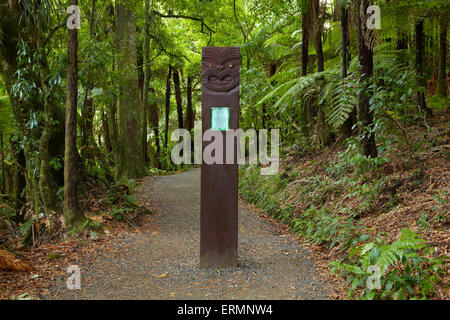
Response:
[46,168,330,299]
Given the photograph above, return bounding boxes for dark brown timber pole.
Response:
[200,47,240,268]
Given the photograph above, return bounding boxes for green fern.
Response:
[332,229,445,300]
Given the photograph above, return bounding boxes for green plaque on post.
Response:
[201,47,240,269]
[211,107,230,131]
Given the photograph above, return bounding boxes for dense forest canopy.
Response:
[0,0,448,300]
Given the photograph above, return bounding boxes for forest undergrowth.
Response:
[239,110,449,300]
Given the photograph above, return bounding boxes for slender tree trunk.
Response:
[313,0,324,73]
[115,2,145,180]
[356,0,377,158]
[312,0,330,144]
[262,64,277,129]
[396,32,408,50]
[301,6,312,136]
[10,137,26,219]
[64,0,85,229]
[173,69,184,129]
[437,14,447,97]
[81,0,97,163]
[141,78,148,166]
[38,61,59,215]
[14,145,26,221]
[340,5,355,138]
[104,3,119,165]
[341,7,349,79]
[185,75,195,131]
[106,50,120,167]
[6,160,12,195]
[301,10,310,77]
[0,133,5,194]
[81,97,94,147]
[415,19,433,117]
[141,0,151,165]
[137,43,144,103]
[149,88,160,168]
[101,110,112,153]
[164,65,172,149]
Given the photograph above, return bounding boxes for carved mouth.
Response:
[202,68,239,92]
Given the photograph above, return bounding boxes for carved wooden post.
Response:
[200,47,240,268]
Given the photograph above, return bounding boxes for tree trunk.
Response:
[101,110,112,153]
[262,64,277,129]
[313,0,324,73]
[415,19,433,117]
[81,0,97,165]
[106,50,120,167]
[312,0,330,144]
[15,151,26,220]
[115,2,145,180]
[164,65,173,149]
[64,0,85,229]
[301,6,312,137]
[81,95,95,167]
[185,75,195,131]
[396,32,408,50]
[10,138,26,221]
[437,14,447,97]
[137,43,145,103]
[173,69,184,129]
[0,133,4,195]
[341,7,349,79]
[301,10,310,77]
[102,3,119,166]
[149,88,160,168]
[356,0,378,158]
[340,5,355,138]
[141,0,151,165]
[38,59,63,216]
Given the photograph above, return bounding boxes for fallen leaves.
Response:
[0,250,32,272]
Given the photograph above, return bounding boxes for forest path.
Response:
[46,168,330,299]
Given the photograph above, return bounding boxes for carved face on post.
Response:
[201,46,240,268]
[202,47,240,92]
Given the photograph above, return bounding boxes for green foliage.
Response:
[323,73,357,130]
[239,166,363,250]
[110,208,128,221]
[291,206,336,245]
[239,165,289,220]
[330,229,446,300]
[0,203,16,221]
[18,218,35,246]
[47,253,60,261]
[327,141,388,179]
[417,213,430,230]
[433,190,449,206]
[290,205,365,250]
[102,179,148,227]
[345,177,386,212]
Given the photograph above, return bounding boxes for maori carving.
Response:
[201,47,240,268]
[202,47,240,92]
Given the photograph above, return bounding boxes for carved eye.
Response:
[228,64,233,68]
